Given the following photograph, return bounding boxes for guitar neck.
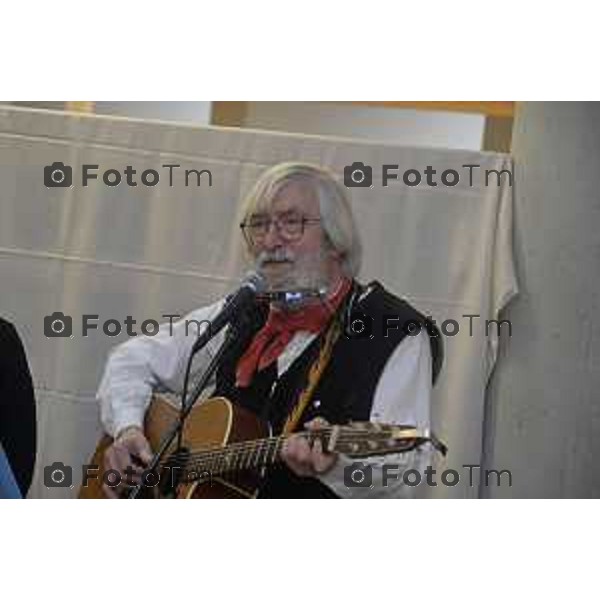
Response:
[175,425,436,483]
[181,435,289,480]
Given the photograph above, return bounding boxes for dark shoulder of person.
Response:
[0,318,37,496]
[356,281,444,385]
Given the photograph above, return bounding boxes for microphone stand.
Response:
[128,324,238,499]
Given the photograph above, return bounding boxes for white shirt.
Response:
[97,293,433,499]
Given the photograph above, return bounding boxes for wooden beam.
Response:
[348,101,515,118]
[64,101,95,113]
[483,116,514,152]
[211,101,248,127]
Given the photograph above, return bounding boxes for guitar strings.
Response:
[158,429,425,467]
[168,440,432,481]
[155,430,430,474]
[157,428,421,466]
[164,441,422,472]
[175,432,446,477]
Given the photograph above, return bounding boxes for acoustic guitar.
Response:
[79,394,446,499]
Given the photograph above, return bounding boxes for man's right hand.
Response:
[103,426,153,499]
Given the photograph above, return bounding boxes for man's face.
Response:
[246,181,342,291]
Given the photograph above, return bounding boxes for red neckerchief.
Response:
[235,278,351,388]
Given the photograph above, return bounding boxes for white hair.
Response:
[238,162,362,277]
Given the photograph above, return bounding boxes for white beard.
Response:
[256,247,332,293]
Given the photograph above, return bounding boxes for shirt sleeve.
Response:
[317,329,433,498]
[97,299,226,437]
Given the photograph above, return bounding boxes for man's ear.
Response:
[326,242,345,263]
[330,248,345,262]
[323,234,343,261]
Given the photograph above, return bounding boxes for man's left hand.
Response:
[281,417,338,477]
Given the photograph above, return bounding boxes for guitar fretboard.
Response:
[160,425,430,483]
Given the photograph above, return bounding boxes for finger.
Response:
[104,445,124,473]
[290,436,313,465]
[281,435,300,462]
[129,437,153,465]
[305,417,329,431]
[118,438,148,468]
[104,446,145,493]
[116,435,151,467]
[282,436,313,476]
[311,439,337,474]
[106,445,139,478]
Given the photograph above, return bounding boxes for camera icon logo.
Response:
[344,162,373,187]
[44,162,73,188]
[44,312,73,338]
[343,311,374,339]
[44,462,73,488]
[344,462,373,488]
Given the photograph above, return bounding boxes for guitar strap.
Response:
[281,283,360,434]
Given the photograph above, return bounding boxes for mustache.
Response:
[257,249,295,266]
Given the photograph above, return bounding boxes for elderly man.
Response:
[97,162,442,498]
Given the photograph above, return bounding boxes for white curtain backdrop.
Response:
[0,106,517,498]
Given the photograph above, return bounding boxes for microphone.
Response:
[191,271,266,353]
[257,288,327,307]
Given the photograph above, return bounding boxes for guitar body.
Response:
[80,394,446,500]
[79,396,269,499]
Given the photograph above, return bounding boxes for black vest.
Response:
[213,281,442,498]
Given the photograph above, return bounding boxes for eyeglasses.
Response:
[240,213,321,246]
